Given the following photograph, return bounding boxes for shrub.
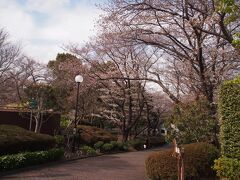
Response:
[148,136,166,147]
[218,76,240,159]
[146,142,219,180]
[0,148,64,171]
[94,141,128,152]
[102,143,114,152]
[111,142,128,151]
[60,116,70,128]
[0,125,55,155]
[76,125,117,146]
[94,141,104,150]
[214,76,240,179]
[164,99,216,144]
[214,156,240,180]
[119,142,129,151]
[110,141,119,151]
[128,139,145,150]
[54,135,65,148]
[81,146,97,156]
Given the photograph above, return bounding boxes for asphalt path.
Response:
[0,147,169,180]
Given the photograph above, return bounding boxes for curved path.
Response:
[0,147,168,180]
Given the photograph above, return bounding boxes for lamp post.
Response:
[72,74,83,152]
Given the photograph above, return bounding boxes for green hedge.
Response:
[0,125,55,155]
[114,141,129,151]
[81,146,97,156]
[214,156,240,179]
[146,142,219,179]
[101,143,114,152]
[94,141,128,152]
[94,141,104,150]
[218,76,240,159]
[0,148,64,171]
[54,135,65,148]
[214,76,240,179]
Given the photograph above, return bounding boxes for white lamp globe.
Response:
[75,75,83,83]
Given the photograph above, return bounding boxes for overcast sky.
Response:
[0,0,106,63]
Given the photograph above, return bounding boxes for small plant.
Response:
[94,141,104,150]
[60,116,71,128]
[102,143,114,152]
[110,141,119,151]
[81,146,97,156]
[0,148,64,171]
[54,135,65,148]
[214,156,240,180]
[117,142,129,151]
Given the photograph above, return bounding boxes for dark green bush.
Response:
[94,141,104,150]
[0,148,64,171]
[214,156,240,180]
[214,76,240,179]
[146,142,219,180]
[110,141,119,151]
[54,135,65,148]
[128,139,145,150]
[0,125,55,155]
[164,99,216,144]
[93,141,128,152]
[116,142,129,151]
[109,141,129,151]
[76,125,117,146]
[101,143,114,152]
[81,146,97,156]
[116,142,124,150]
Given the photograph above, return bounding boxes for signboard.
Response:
[29,99,37,109]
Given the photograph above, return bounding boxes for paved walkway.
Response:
[0,148,166,180]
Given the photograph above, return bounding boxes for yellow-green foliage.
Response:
[214,75,240,179]
[0,125,55,155]
[214,156,240,180]
[146,143,219,180]
[219,75,240,159]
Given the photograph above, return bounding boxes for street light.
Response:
[72,74,83,152]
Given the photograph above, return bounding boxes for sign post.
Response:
[173,139,184,180]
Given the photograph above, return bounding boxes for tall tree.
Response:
[0,29,47,106]
[70,37,154,141]
[48,53,102,128]
[98,0,240,104]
